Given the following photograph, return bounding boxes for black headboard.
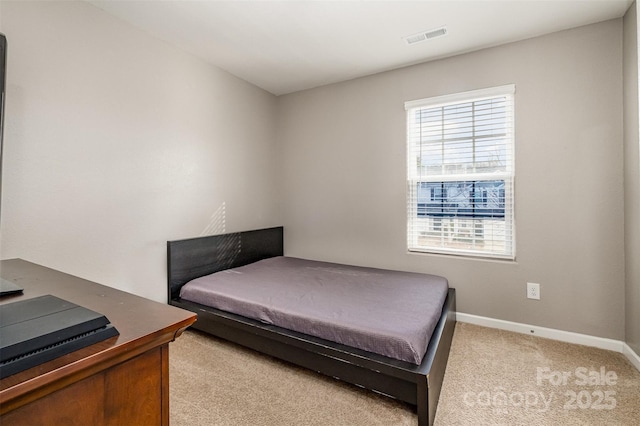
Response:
[167,226,284,301]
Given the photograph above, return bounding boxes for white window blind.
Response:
[405,85,515,259]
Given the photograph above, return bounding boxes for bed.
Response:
[167,226,456,426]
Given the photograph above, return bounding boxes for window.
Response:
[405,85,515,259]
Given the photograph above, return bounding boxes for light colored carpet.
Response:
[169,323,640,425]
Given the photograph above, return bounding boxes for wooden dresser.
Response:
[0,259,196,425]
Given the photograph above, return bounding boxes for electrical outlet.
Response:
[527,282,540,300]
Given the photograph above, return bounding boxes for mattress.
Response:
[179,256,449,364]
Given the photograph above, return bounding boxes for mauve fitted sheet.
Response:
[179,256,448,364]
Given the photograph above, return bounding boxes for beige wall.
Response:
[0,1,631,343]
[0,1,281,302]
[624,3,640,354]
[278,20,625,340]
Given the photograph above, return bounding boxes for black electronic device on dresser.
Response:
[0,294,119,379]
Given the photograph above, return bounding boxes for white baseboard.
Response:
[623,343,640,371]
[457,313,640,372]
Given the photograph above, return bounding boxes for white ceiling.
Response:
[87,0,633,96]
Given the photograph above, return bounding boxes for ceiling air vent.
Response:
[404,26,448,45]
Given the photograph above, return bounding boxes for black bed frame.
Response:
[167,227,456,426]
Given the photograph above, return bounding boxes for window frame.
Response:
[405,85,516,260]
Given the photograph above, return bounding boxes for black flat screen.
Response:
[0,34,6,219]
